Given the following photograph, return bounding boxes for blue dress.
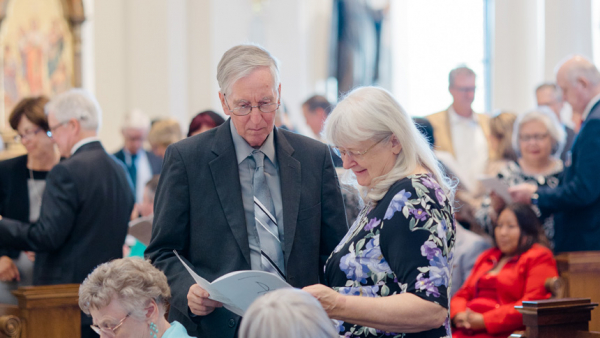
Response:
[163,321,196,338]
[325,174,456,338]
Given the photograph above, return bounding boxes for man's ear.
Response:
[219,92,231,117]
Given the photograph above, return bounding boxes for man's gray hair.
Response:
[122,108,151,131]
[557,55,600,86]
[449,66,476,87]
[512,106,566,158]
[45,88,102,132]
[536,82,563,101]
[217,44,280,97]
[239,288,337,338]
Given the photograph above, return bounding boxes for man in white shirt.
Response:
[114,109,162,203]
[426,66,493,193]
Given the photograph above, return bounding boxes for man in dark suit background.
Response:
[0,88,135,338]
[114,109,162,203]
[511,55,600,253]
[145,44,348,338]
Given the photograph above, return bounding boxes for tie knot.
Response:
[252,150,265,168]
[130,153,138,161]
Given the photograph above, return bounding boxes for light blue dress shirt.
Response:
[230,122,285,272]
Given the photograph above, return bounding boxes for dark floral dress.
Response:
[325,174,456,338]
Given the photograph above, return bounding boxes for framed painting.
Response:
[0,0,84,154]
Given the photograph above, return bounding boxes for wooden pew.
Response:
[0,284,81,338]
[556,251,600,332]
[510,298,599,338]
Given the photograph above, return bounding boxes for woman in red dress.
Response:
[451,203,558,338]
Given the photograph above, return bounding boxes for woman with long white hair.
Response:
[304,86,456,337]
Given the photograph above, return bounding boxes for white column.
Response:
[167,0,189,132]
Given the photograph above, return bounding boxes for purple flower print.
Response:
[428,254,450,288]
[437,219,448,243]
[384,189,412,220]
[411,208,428,221]
[421,175,439,189]
[364,217,381,231]
[421,241,441,260]
[363,235,391,274]
[416,273,441,297]
[340,247,369,283]
[435,188,447,207]
[337,285,380,297]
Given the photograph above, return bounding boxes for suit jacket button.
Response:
[228,318,236,327]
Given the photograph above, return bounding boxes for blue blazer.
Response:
[538,100,600,253]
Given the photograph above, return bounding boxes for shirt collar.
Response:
[70,136,100,155]
[230,120,276,165]
[448,106,478,124]
[582,92,600,121]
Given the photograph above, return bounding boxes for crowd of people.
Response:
[0,43,599,338]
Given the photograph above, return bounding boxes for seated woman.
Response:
[79,257,195,338]
[476,107,565,249]
[451,203,558,338]
[304,86,456,337]
[239,288,337,338]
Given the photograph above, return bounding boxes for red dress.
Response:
[451,244,558,338]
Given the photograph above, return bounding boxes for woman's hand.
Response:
[490,191,506,214]
[303,284,345,317]
[0,256,20,282]
[453,312,468,328]
[465,309,486,331]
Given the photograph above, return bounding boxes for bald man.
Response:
[511,55,600,253]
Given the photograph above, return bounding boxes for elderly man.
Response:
[145,44,348,338]
[0,89,134,338]
[511,55,600,253]
[114,109,162,203]
[535,82,576,162]
[426,66,493,193]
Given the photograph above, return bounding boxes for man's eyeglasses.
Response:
[332,137,389,159]
[451,86,476,93]
[224,94,280,116]
[90,313,130,336]
[46,121,69,138]
[14,128,44,143]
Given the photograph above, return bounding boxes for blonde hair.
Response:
[324,86,455,204]
[239,289,337,338]
[489,111,517,162]
[79,258,171,320]
[148,119,182,147]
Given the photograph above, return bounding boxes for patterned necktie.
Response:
[251,150,285,279]
[128,153,137,192]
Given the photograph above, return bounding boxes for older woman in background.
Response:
[452,203,557,338]
[79,257,195,338]
[0,96,59,304]
[304,87,455,337]
[148,119,182,159]
[476,107,565,249]
[187,110,225,137]
[239,288,337,338]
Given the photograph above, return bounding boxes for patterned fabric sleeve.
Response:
[379,176,454,309]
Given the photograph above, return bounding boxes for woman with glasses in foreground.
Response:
[79,257,195,338]
[304,86,456,337]
[0,96,59,304]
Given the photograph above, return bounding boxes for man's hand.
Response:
[187,284,223,316]
[508,183,538,204]
[303,284,344,317]
[0,256,20,282]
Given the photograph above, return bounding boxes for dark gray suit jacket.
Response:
[145,120,348,338]
[0,141,134,285]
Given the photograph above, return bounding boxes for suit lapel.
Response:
[208,120,251,266]
[441,110,455,157]
[274,129,301,267]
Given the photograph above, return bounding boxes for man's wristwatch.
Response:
[531,193,539,206]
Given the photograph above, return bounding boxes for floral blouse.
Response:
[475,160,563,249]
[324,174,456,338]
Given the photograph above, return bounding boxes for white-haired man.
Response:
[511,55,600,253]
[114,109,162,203]
[0,88,135,338]
[146,44,348,338]
[426,66,494,193]
[535,82,576,162]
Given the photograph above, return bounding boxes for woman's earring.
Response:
[149,322,158,338]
